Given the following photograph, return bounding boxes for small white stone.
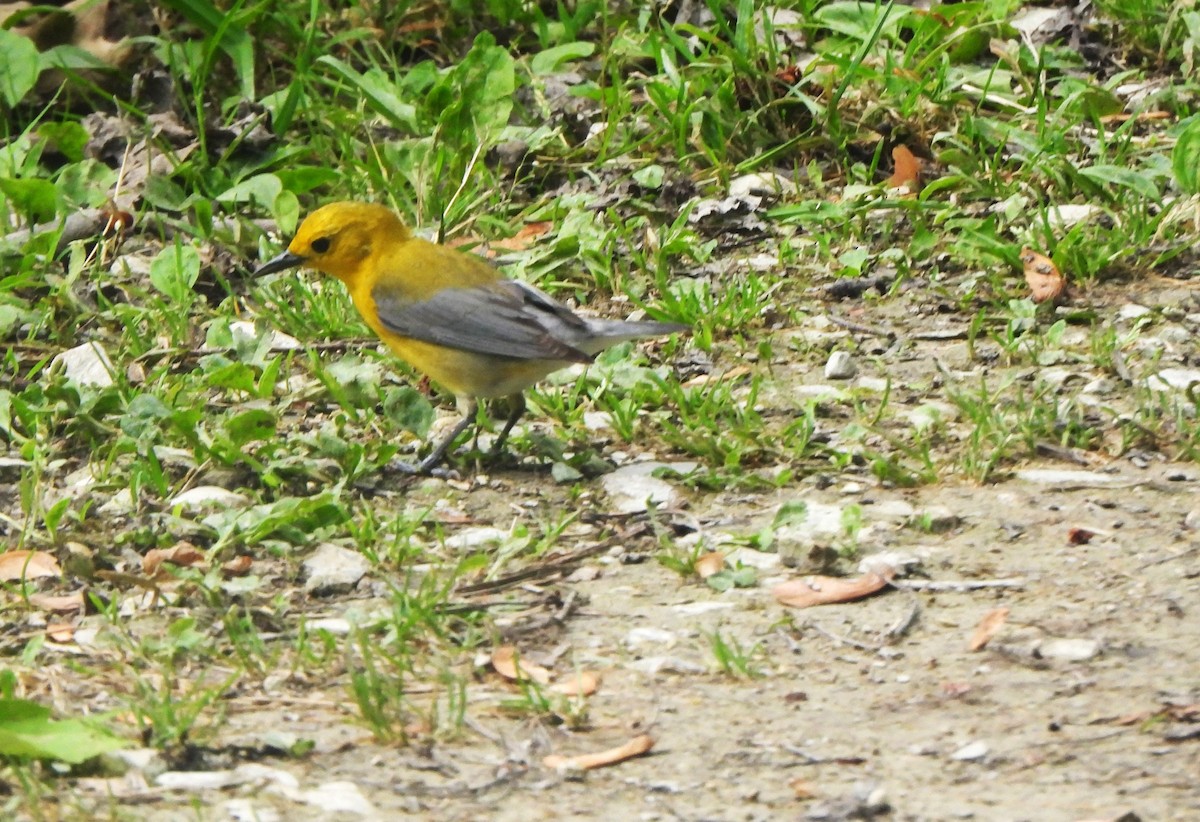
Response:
[1037,638,1102,661]
[443,527,508,550]
[54,342,115,387]
[625,627,676,648]
[824,350,856,380]
[1146,368,1200,393]
[950,740,989,761]
[169,486,250,512]
[1117,303,1153,321]
[303,543,369,594]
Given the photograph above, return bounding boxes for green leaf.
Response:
[530,41,596,75]
[1172,117,1200,195]
[317,57,417,130]
[224,409,277,445]
[216,174,283,208]
[0,699,128,763]
[382,386,434,437]
[0,29,39,107]
[1080,164,1160,201]
[148,244,202,303]
[0,178,58,223]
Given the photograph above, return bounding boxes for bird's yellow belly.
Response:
[385,337,569,399]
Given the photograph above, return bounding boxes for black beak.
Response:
[254,250,307,277]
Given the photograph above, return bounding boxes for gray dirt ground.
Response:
[84,463,1198,821]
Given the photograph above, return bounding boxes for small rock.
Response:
[600,462,693,514]
[824,350,856,380]
[1117,303,1153,321]
[1184,508,1200,530]
[624,627,676,648]
[54,342,115,387]
[1046,203,1101,228]
[0,456,29,482]
[444,527,508,550]
[918,505,960,532]
[1080,377,1116,396]
[1035,637,1102,661]
[725,547,782,570]
[306,618,352,635]
[855,376,888,392]
[303,543,370,595]
[1016,469,1127,488]
[1146,368,1200,393]
[672,601,736,615]
[97,488,136,516]
[950,740,989,761]
[169,486,250,512]
[300,782,376,816]
[228,320,302,350]
[628,656,707,675]
[729,172,796,199]
[873,500,916,520]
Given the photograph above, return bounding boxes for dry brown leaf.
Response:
[222,555,253,576]
[940,681,973,698]
[772,569,893,609]
[28,591,85,614]
[543,734,654,771]
[491,646,552,686]
[490,221,553,251]
[1067,527,1096,545]
[0,550,61,581]
[789,777,817,799]
[887,145,921,190]
[549,671,601,697]
[1021,247,1066,304]
[682,366,753,388]
[694,551,725,579]
[143,541,205,575]
[46,622,75,642]
[968,606,1010,651]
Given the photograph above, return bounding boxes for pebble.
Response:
[1036,638,1102,661]
[950,740,989,761]
[824,350,856,380]
[54,342,115,387]
[303,543,369,595]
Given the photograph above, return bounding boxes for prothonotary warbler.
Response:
[255,202,688,474]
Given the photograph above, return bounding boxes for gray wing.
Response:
[372,279,593,363]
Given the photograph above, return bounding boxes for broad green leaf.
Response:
[0,699,128,763]
[317,57,417,130]
[0,30,39,106]
[148,244,202,303]
[1172,118,1200,195]
[530,41,596,75]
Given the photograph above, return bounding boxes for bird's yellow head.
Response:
[254,202,411,284]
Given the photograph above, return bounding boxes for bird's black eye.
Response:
[311,237,331,254]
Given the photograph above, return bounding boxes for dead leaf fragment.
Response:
[549,671,601,697]
[887,145,921,191]
[772,569,893,609]
[489,221,553,251]
[0,550,62,581]
[143,542,205,576]
[491,646,552,686]
[682,366,752,388]
[695,551,725,579]
[1067,527,1096,545]
[1021,247,1066,304]
[28,591,86,614]
[968,607,1010,651]
[543,734,654,771]
[222,555,253,576]
[46,622,76,642]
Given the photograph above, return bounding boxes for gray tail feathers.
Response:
[577,318,689,355]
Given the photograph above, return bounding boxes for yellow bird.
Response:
[255,202,687,473]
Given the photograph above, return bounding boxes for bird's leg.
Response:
[413,398,478,474]
[490,393,527,460]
